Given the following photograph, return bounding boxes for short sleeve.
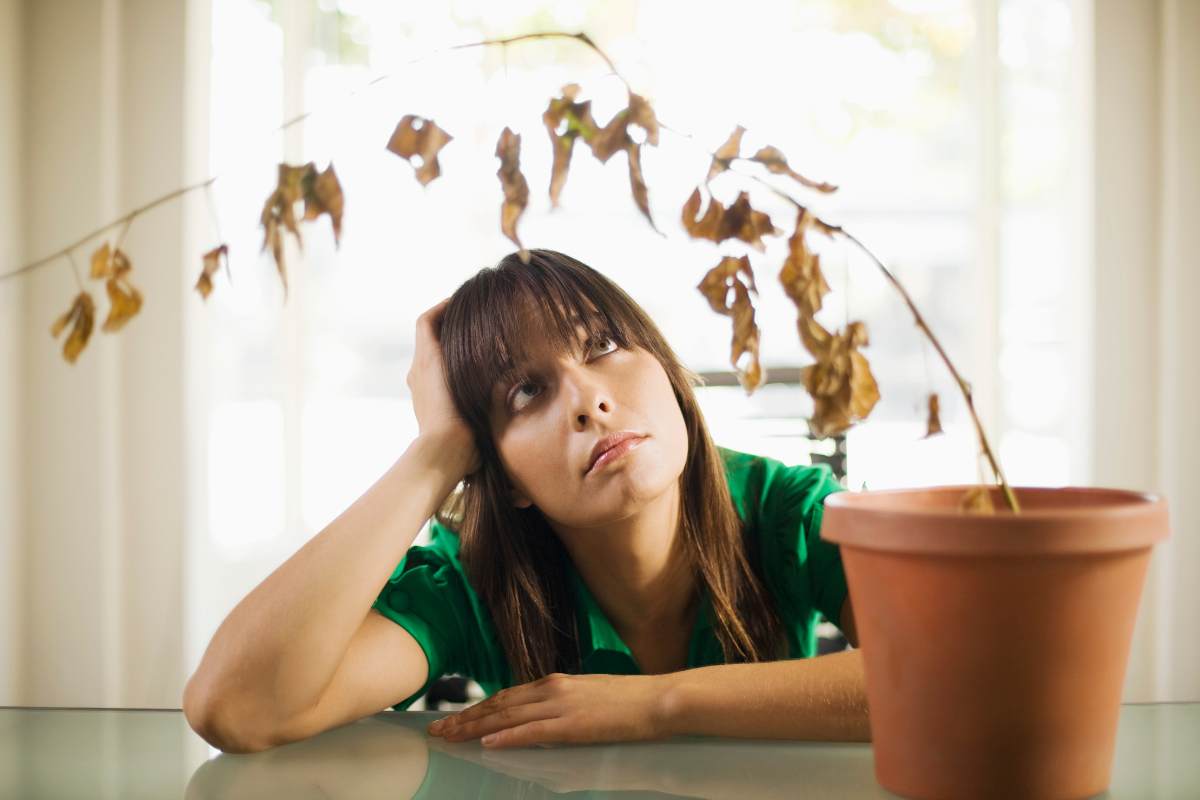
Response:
[758,460,849,632]
[371,542,472,711]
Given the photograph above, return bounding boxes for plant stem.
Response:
[837,231,1020,513]
[450,31,633,94]
[3,178,216,282]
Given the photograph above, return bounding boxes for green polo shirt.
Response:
[370,445,848,712]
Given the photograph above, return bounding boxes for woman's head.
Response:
[435,249,786,682]
[438,248,692,527]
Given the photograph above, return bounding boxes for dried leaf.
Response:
[625,92,661,147]
[959,486,995,514]
[90,242,112,279]
[89,243,131,281]
[924,393,943,438]
[587,90,660,164]
[259,162,318,301]
[49,291,95,363]
[102,279,142,332]
[681,188,779,252]
[495,127,530,263]
[101,253,142,332]
[625,140,658,234]
[543,85,662,231]
[707,125,745,184]
[696,255,766,393]
[778,208,831,318]
[302,163,344,246]
[195,244,230,300]
[542,84,594,208]
[749,145,838,193]
[797,317,880,437]
[386,115,453,186]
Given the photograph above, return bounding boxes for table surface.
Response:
[1,702,1197,799]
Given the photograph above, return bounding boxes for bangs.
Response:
[441,250,657,424]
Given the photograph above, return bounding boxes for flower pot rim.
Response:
[824,484,1163,519]
[821,485,1170,555]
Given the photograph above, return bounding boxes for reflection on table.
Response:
[0,703,1196,798]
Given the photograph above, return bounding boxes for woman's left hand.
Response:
[426,673,675,749]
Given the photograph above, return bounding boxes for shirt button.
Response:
[388,591,410,612]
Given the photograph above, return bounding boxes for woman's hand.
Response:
[407,297,480,477]
[426,673,675,749]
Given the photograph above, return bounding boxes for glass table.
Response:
[1,703,1196,798]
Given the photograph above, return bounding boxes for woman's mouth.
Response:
[585,435,648,476]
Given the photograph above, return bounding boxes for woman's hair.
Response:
[435,248,787,683]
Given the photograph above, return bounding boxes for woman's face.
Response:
[487,318,689,528]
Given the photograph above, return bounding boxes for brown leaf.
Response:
[696,255,766,393]
[707,125,745,184]
[302,163,344,246]
[959,486,996,514]
[90,243,112,279]
[924,393,944,438]
[195,244,230,300]
[749,145,838,193]
[49,291,95,363]
[625,140,660,234]
[681,188,779,252]
[542,84,595,208]
[259,162,319,301]
[625,92,660,147]
[101,254,142,332]
[797,317,880,437]
[542,85,662,231]
[89,243,131,281]
[386,115,453,186]
[778,208,831,318]
[495,127,530,263]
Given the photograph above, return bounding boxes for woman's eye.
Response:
[512,380,541,410]
[509,337,619,413]
[591,335,618,356]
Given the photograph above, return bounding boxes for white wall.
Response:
[1090,0,1200,703]
[0,0,28,706]
[10,0,199,708]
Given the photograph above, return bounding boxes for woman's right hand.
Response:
[407,297,481,477]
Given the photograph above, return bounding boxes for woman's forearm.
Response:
[658,649,871,742]
[184,435,470,741]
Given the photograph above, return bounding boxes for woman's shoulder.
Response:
[716,444,843,526]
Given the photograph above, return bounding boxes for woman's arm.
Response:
[428,646,869,748]
[184,435,471,747]
[659,648,870,742]
[428,596,867,748]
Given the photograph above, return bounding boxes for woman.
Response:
[182,249,868,755]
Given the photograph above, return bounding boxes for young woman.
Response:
[182,249,868,754]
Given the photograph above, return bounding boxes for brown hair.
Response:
[435,248,786,683]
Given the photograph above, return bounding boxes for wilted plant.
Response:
[19,30,1017,513]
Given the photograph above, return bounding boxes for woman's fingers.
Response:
[477,718,565,749]
[437,700,558,744]
[431,675,559,733]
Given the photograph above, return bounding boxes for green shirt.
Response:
[370,445,848,712]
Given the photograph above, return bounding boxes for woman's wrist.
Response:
[408,433,476,484]
[653,672,687,738]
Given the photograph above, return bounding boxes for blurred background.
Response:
[0,0,1195,711]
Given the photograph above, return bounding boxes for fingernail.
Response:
[482,733,497,745]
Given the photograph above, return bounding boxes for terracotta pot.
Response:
[821,485,1170,800]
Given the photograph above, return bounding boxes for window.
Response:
[197,0,1080,707]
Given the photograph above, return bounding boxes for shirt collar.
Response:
[567,560,714,666]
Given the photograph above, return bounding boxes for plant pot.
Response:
[821,485,1170,800]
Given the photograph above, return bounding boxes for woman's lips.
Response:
[585,435,647,476]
